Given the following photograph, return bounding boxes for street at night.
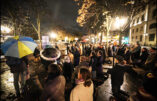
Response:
[1,0,157,101]
[0,61,145,101]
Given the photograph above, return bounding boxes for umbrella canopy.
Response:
[1,36,37,58]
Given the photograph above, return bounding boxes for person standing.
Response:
[136,48,149,68]
[89,52,97,79]
[63,55,74,82]
[41,64,66,101]
[96,50,104,78]
[131,42,141,65]
[73,47,80,67]
[40,47,61,71]
[145,47,157,71]
[107,56,132,97]
[6,56,28,97]
[70,68,94,101]
[124,47,131,64]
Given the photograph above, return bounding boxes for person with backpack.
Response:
[6,56,28,98]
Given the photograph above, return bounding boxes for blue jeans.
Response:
[13,72,25,95]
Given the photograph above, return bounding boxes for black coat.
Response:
[89,56,97,71]
[131,46,141,60]
[117,47,125,57]
[96,56,103,74]
[6,56,28,73]
[124,50,131,63]
[63,62,73,80]
[140,51,149,63]
[73,50,80,67]
[108,64,132,86]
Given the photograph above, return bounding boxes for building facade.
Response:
[129,0,157,46]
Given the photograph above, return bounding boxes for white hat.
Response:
[40,48,61,61]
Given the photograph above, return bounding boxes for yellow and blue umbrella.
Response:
[1,36,37,58]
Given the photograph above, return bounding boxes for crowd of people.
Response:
[5,41,157,101]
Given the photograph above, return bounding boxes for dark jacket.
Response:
[131,46,141,60]
[73,50,80,67]
[6,56,27,73]
[63,62,73,80]
[145,52,157,70]
[140,51,149,64]
[41,75,66,101]
[108,64,132,86]
[89,55,97,71]
[33,48,40,58]
[117,47,125,57]
[96,56,103,74]
[108,47,112,57]
[124,50,131,63]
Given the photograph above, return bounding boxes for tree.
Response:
[1,0,31,36]
[1,0,50,50]
[74,0,135,44]
[74,0,107,35]
[24,0,51,50]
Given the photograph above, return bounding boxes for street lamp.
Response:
[75,37,78,41]
[114,17,127,45]
[50,32,57,38]
[65,36,68,42]
[114,17,127,29]
[49,31,57,44]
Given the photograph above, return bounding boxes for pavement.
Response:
[0,61,144,101]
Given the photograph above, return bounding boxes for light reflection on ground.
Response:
[1,62,15,100]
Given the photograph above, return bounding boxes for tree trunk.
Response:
[37,14,42,50]
[119,32,122,45]
[32,14,42,50]
[14,21,17,36]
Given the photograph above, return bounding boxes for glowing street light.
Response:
[65,36,68,42]
[98,33,101,36]
[75,37,78,41]
[50,32,57,38]
[113,16,128,45]
[1,26,11,33]
[114,17,127,29]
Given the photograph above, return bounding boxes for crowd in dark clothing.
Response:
[5,41,157,101]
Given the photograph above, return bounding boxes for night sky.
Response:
[42,0,83,33]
